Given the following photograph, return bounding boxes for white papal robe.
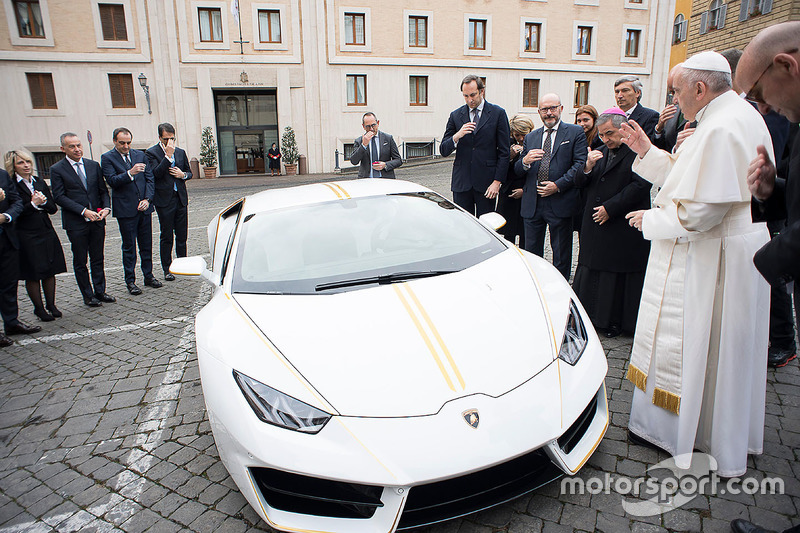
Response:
[627,91,771,477]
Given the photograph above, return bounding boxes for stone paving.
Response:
[0,161,798,532]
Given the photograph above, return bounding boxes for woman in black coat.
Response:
[5,150,67,321]
[572,112,651,337]
[497,114,534,245]
[267,143,281,176]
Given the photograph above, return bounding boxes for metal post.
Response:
[334,149,340,171]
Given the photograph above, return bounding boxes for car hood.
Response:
[233,250,562,417]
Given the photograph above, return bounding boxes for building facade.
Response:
[1,0,674,176]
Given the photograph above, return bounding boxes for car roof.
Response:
[240,178,434,216]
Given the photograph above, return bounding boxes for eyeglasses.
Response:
[363,123,378,129]
[539,106,560,114]
[745,48,799,105]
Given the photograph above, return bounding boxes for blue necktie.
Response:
[371,137,381,178]
[171,157,178,191]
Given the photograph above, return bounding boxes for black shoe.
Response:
[127,283,143,295]
[605,324,622,338]
[164,273,176,281]
[95,292,116,303]
[33,306,55,322]
[5,321,42,335]
[0,334,12,347]
[46,304,62,318]
[84,297,102,307]
[144,277,163,288]
[768,347,797,368]
[730,519,772,533]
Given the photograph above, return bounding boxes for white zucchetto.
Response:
[683,51,732,74]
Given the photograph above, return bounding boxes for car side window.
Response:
[219,204,244,284]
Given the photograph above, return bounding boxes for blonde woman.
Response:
[497,114,535,245]
[5,150,67,321]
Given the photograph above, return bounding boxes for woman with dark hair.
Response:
[497,114,535,245]
[5,149,67,321]
[267,143,281,176]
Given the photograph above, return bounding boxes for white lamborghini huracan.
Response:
[171,178,608,533]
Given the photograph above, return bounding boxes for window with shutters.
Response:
[26,73,57,109]
[344,13,365,45]
[673,14,687,44]
[701,0,727,32]
[574,81,590,108]
[13,0,45,38]
[258,9,280,43]
[739,0,773,20]
[198,7,223,42]
[99,4,127,41]
[523,79,539,108]
[524,22,541,53]
[408,16,427,47]
[346,75,366,106]
[409,76,427,106]
[468,19,486,50]
[108,74,136,108]
[625,29,641,57]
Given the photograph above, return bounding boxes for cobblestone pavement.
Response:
[1,161,798,532]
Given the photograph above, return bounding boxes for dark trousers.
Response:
[523,201,573,280]
[0,233,20,327]
[767,221,797,352]
[118,212,153,285]
[156,193,188,274]
[66,222,106,300]
[453,189,495,217]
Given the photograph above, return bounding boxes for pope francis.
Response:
[620,51,772,477]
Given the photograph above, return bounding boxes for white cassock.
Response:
[627,90,771,477]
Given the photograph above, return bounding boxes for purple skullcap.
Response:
[602,107,627,116]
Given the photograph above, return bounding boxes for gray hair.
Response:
[614,75,644,101]
[596,113,628,129]
[60,132,79,146]
[680,68,732,94]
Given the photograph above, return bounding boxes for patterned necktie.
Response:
[75,162,87,189]
[371,136,381,178]
[537,128,554,184]
[472,108,480,126]
[124,154,132,169]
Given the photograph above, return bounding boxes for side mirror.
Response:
[170,256,219,285]
[478,212,507,231]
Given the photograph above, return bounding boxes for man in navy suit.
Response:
[614,75,660,140]
[0,169,41,346]
[146,123,192,281]
[515,93,588,279]
[102,127,162,295]
[50,132,115,307]
[440,74,510,216]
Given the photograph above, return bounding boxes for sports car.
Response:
[171,178,608,533]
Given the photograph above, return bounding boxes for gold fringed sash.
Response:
[653,387,681,415]
[626,363,648,392]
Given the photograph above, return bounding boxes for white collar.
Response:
[66,156,82,166]
[16,173,35,184]
[624,103,639,117]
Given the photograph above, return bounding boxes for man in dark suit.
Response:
[102,127,162,295]
[515,93,588,279]
[653,65,687,153]
[0,169,41,346]
[440,74,510,216]
[615,75,660,140]
[50,133,115,307]
[146,123,192,281]
[349,113,402,178]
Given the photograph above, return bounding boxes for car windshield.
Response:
[231,192,507,294]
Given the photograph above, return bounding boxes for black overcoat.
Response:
[575,144,651,273]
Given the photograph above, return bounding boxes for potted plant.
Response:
[200,126,218,178]
[281,126,299,175]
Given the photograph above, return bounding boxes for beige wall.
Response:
[0,0,672,175]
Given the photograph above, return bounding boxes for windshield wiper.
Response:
[315,270,457,291]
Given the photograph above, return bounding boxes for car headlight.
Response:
[233,370,331,434]
[558,300,588,366]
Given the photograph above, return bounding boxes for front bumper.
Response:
[199,341,608,533]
